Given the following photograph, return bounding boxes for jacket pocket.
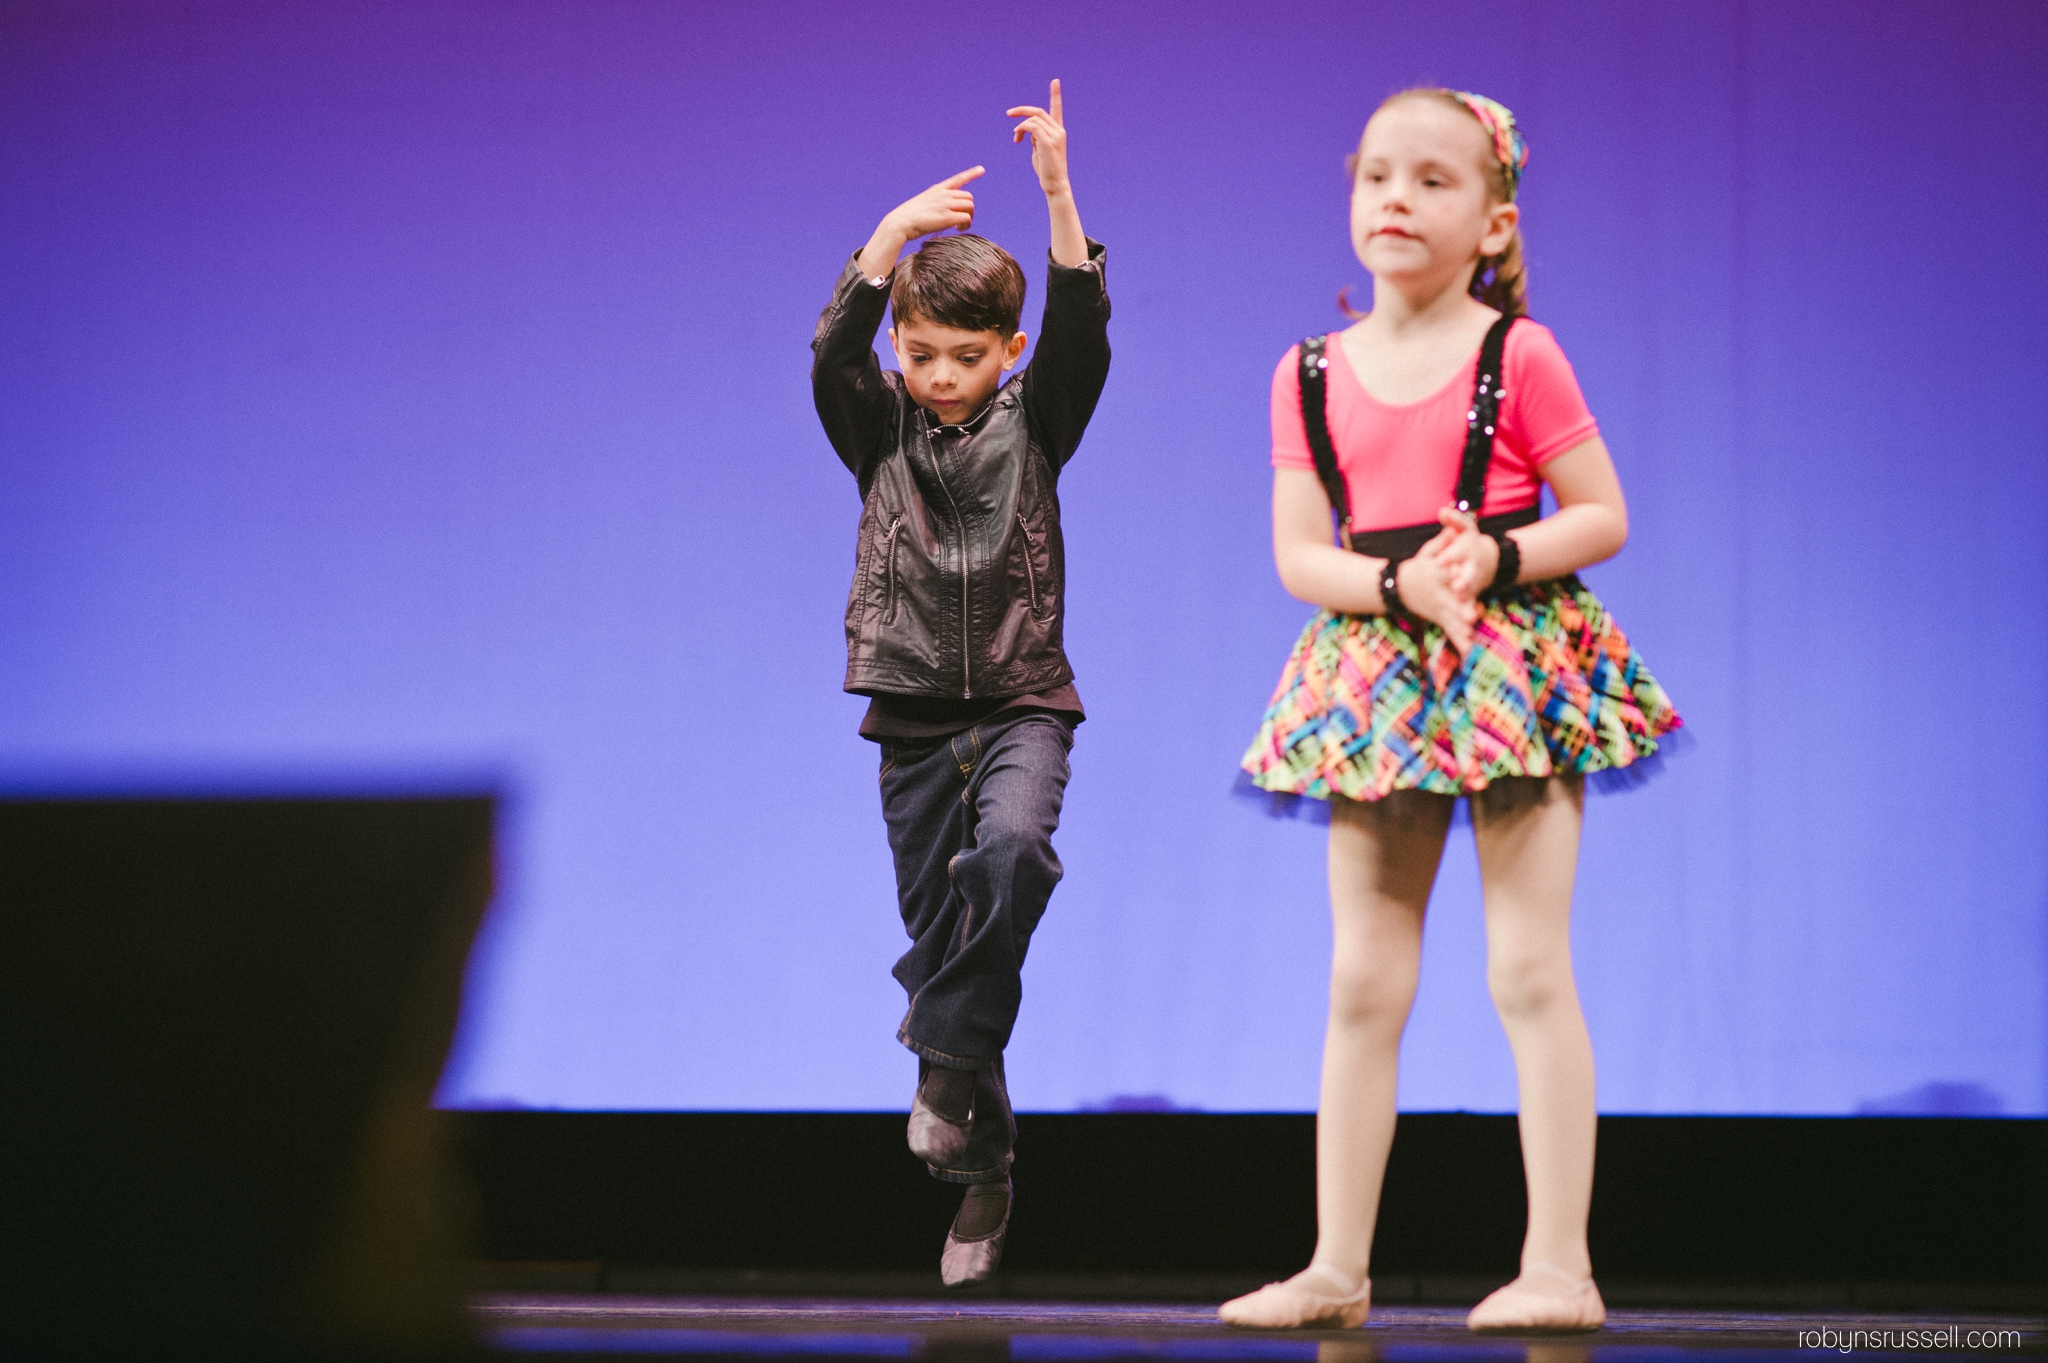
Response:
[1016,513,1054,621]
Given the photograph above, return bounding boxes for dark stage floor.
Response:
[476,1294,2045,1359]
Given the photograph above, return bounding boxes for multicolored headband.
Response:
[1446,90,1528,198]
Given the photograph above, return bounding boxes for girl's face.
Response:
[1349,97,1518,291]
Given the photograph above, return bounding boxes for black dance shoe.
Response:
[940,1179,1011,1288]
[907,1063,975,1167]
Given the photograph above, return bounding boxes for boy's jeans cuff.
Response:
[898,1026,992,1071]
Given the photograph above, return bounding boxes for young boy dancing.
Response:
[810,80,1109,1288]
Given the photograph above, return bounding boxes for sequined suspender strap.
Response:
[1453,314,1517,514]
[1297,335,1352,549]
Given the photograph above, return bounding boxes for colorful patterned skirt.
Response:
[1241,577,1682,803]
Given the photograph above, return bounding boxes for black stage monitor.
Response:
[0,796,495,1361]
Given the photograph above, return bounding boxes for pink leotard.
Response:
[1270,321,1599,531]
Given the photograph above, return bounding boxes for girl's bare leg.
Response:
[1220,791,1452,1328]
[1314,791,1453,1279]
[1467,776,1605,1331]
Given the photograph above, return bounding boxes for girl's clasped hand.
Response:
[1394,507,1496,655]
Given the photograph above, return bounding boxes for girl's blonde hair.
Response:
[1342,87,1527,319]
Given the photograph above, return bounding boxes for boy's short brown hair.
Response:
[889,234,1026,337]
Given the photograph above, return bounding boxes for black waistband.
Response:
[1347,504,1540,560]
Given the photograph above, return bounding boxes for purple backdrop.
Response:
[3,0,2042,1115]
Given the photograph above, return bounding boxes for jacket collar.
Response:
[918,391,1002,438]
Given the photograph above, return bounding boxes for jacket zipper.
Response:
[925,433,973,698]
[881,516,903,624]
[1016,513,1041,616]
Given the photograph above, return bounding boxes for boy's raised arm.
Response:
[1013,79,1107,470]
[814,168,985,478]
[809,260,892,478]
[1007,80,1084,267]
[856,168,986,281]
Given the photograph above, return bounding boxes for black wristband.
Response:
[1487,531,1521,593]
[1379,554,1410,620]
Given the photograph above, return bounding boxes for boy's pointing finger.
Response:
[937,166,986,189]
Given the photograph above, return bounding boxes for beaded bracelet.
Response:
[1487,531,1521,593]
[1380,555,1410,619]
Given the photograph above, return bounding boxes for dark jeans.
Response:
[878,709,1072,1183]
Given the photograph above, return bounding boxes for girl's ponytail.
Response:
[1473,230,1526,318]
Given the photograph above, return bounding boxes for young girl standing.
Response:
[1222,90,1681,1333]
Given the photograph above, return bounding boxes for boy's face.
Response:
[889,316,1028,425]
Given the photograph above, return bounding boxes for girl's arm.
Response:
[1274,468,1478,654]
[1513,434,1628,578]
[1438,434,1629,591]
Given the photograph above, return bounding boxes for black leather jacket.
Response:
[811,240,1110,700]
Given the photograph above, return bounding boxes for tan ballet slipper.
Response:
[1219,1264,1371,1329]
[1466,1262,1606,1333]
